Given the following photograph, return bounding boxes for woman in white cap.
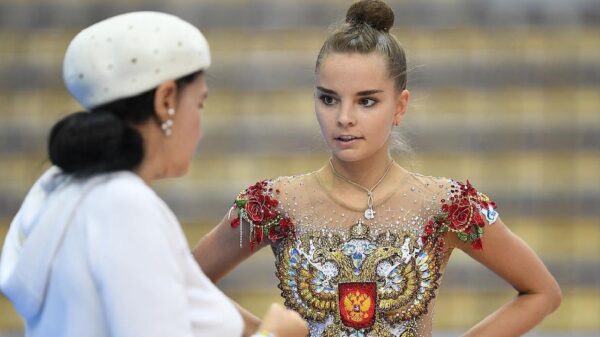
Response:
[0,11,307,337]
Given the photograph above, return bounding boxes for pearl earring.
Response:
[161,108,175,136]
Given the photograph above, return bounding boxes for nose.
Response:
[337,102,356,127]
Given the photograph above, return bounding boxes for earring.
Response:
[161,108,175,136]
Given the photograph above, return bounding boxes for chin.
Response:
[163,163,191,179]
[331,149,368,163]
[174,164,191,177]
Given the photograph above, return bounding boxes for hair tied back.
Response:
[346,0,395,32]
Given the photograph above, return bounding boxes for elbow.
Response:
[544,281,562,314]
[549,285,562,313]
[520,281,562,315]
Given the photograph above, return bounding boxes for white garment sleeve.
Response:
[85,181,195,337]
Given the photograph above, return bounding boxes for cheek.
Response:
[177,108,201,148]
[193,109,202,140]
[183,100,201,135]
[315,106,333,134]
[375,103,395,127]
[363,108,393,140]
[314,106,325,130]
[180,111,201,165]
[314,98,321,121]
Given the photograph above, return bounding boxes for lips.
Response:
[335,135,363,142]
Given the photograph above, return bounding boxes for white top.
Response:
[0,167,243,337]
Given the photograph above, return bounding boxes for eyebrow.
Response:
[356,89,384,96]
[316,86,384,96]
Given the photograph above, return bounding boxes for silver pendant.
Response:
[364,208,375,220]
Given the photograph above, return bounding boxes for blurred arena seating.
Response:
[0,0,599,335]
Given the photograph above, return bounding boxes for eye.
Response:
[319,94,338,106]
[359,98,377,107]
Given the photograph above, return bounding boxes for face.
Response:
[164,73,208,176]
[315,52,408,163]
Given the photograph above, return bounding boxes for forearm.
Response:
[193,217,251,283]
[233,300,262,337]
[462,291,561,337]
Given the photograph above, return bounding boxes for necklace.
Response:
[328,158,394,220]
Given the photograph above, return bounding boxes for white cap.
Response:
[63,11,211,110]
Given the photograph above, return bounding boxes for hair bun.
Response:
[346,0,394,32]
[48,111,144,177]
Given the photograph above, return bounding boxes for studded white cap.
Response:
[63,11,211,110]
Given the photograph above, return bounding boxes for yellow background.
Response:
[1,0,599,335]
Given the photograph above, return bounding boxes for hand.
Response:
[258,303,308,337]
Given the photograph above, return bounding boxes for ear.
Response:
[393,89,410,126]
[153,80,178,122]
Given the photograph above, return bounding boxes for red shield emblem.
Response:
[338,282,377,329]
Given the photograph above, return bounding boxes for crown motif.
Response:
[376,231,398,246]
[350,219,370,239]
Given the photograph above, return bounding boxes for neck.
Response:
[135,158,158,185]
[134,124,166,185]
[329,147,393,190]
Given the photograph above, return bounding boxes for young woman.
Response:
[0,11,307,337]
[193,1,562,336]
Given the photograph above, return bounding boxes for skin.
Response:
[193,52,562,336]
[448,223,562,336]
[313,52,410,206]
[135,74,208,183]
[134,74,307,337]
[314,52,409,188]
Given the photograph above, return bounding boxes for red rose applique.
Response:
[230,180,295,250]
[422,180,498,251]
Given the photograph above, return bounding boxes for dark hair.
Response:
[316,0,407,90]
[49,71,201,177]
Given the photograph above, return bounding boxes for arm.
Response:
[251,303,309,337]
[234,299,263,337]
[193,213,270,336]
[194,180,294,335]
[448,217,562,337]
[193,179,289,282]
[192,213,269,283]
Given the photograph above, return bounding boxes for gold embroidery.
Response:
[276,221,444,334]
